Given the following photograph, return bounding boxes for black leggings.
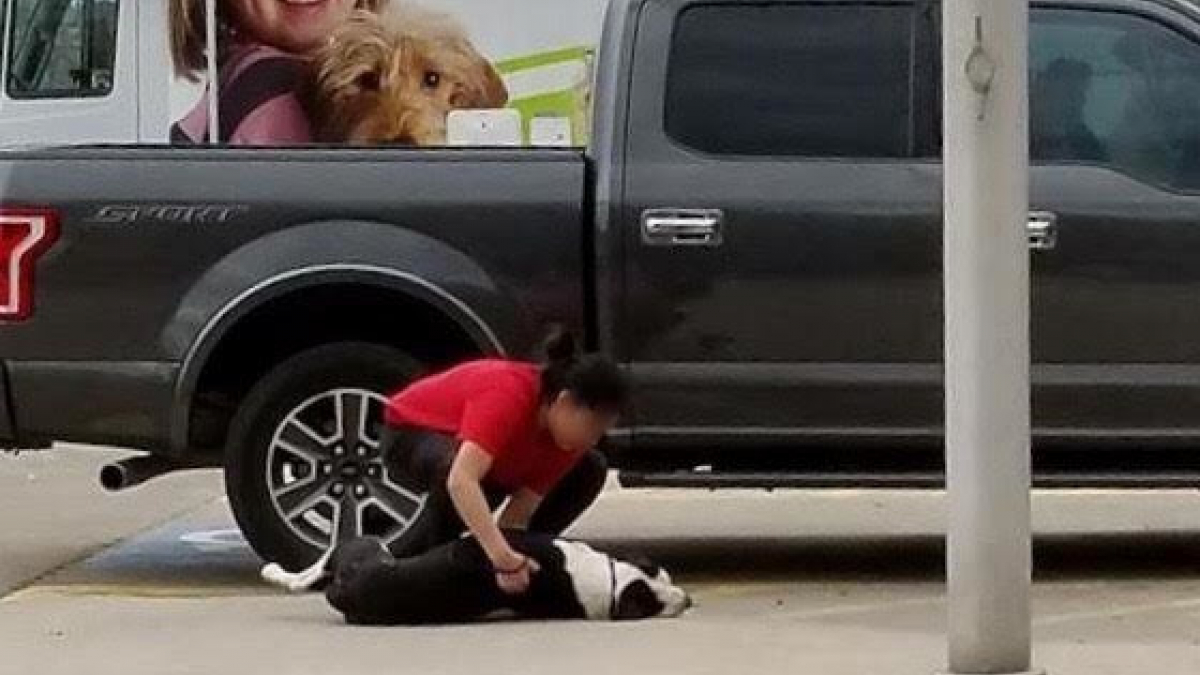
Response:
[380,425,607,557]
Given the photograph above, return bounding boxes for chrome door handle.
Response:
[1028,211,1058,251]
[642,208,724,247]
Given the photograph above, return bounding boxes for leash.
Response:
[607,556,618,620]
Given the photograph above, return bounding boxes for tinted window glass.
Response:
[665,3,914,157]
[1031,10,1200,190]
[6,0,118,99]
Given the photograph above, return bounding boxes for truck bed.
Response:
[0,146,589,449]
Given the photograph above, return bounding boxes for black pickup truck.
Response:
[5,0,1200,565]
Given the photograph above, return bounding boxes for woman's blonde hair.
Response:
[170,0,387,81]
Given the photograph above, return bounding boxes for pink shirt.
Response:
[174,43,312,145]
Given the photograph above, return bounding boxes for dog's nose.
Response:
[684,595,694,610]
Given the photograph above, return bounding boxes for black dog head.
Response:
[553,541,692,620]
[610,557,691,620]
[613,579,665,620]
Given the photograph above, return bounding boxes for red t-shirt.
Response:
[384,360,580,495]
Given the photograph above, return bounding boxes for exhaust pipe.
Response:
[100,455,194,492]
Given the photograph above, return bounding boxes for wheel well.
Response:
[187,283,485,455]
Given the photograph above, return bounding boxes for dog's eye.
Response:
[423,71,442,89]
[356,71,381,91]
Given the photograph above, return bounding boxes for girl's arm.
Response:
[497,489,543,530]
[445,441,525,570]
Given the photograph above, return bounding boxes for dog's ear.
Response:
[613,579,666,621]
[452,50,509,108]
[309,16,383,98]
[317,11,392,91]
[306,9,397,142]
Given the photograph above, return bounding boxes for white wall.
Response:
[428,0,608,58]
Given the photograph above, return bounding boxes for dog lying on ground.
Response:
[262,532,692,625]
[307,2,509,145]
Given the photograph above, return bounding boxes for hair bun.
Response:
[542,325,578,364]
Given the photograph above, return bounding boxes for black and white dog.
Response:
[262,531,691,625]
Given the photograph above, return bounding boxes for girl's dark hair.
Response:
[539,327,627,412]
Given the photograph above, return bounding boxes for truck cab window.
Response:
[664,3,915,158]
[1031,10,1200,191]
[6,0,117,99]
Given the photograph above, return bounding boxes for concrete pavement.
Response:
[3,446,1200,674]
[0,446,224,596]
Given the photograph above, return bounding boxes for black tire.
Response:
[225,342,435,570]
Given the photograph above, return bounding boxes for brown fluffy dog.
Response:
[307,4,509,145]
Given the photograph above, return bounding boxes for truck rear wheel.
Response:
[225,342,434,570]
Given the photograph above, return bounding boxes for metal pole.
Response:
[205,0,220,144]
[942,1,1042,674]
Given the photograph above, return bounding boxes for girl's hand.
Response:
[494,554,541,595]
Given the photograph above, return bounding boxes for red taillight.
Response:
[0,206,59,321]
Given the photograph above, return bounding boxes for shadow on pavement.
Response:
[584,531,1200,583]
